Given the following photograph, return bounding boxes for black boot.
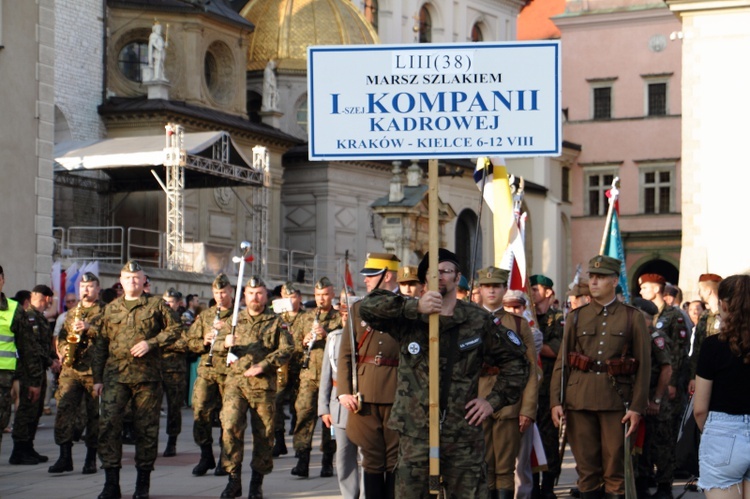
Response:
[541,472,558,499]
[48,443,74,473]
[192,444,216,476]
[272,430,287,457]
[320,452,334,477]
[650,483,673,499]
[133,468,150,499]
[249,470,264,499]
[220,473,242,498]
[385,471,396,499]
[603,494,625,499]
[364,472,385,498]
[9,441,39,465]
[162,435,177,457]
[531,473,541,499]
[498,489,516,499]
[635,477,651,499]
[291,450,310,477]
[29,442,48,463]
[580,491,604,499]
[82,446,98,474]
[98,468,122,499]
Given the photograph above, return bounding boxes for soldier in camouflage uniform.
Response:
[530,274,565,498]
[10,284,56,465]
[688,273,722,393]
[272,281,304,457]
[219,276,293,499]
[48,272,104,474]
[290,277,342,478]
[160,288,189,457]
[357,249,530,499]
[0,265,43,456]
[638,273,689,499]
[186,273,234,476]
[631,298,673,499]
[92,260,181,499]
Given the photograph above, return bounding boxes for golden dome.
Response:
[239,0,380,72]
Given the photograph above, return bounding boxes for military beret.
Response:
[213,273,231,290]
[663,284,679,297]
[588,255,621,276]
[144,275,151,285]
[699,273,722,283]
[360,253,401,276]
[632,297,659,316]
[246,276,266,288]
[477,266,509,285]
[281,281,300,295]
[32,284,54,297]
[530,274,554,288]
[567,281,591,297]
[638,273,666,286]
[80,272,99,283]
[397,266,420,284]
[417,248,461,284]
[502,289,527,307]
[121,260,143,273]
[164,287,182,299]
[315,277,333,289]
[616,284,624,294]
[458,275,470,291]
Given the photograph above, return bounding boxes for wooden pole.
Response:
[428,158,441,495]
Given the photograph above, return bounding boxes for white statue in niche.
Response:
[262,60,280,111]
[147,21,168,82]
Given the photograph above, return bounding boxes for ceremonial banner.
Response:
[603,210,630,303]
[474,157,514,264]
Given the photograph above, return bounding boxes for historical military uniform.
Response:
[49,277,104,474]
[92,261,181,499]
[290,280,342,477]
[186,273,234,476]
[359,285,530,499]
[11,284,56,465]
[219,276,293,499]
[551,256,651,497]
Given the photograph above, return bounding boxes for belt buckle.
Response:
[374,354,382,366]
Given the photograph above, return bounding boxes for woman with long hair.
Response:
[694,274,750,499]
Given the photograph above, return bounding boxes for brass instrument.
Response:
[205,307,222,367]
[301,310,321,370]
[64,302,83,368]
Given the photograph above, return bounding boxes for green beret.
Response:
[315,277,333,289]
[246,276,266,288]
[212,273,230,290]
[457,275,470,291]
[122,260,143,273]
[587,255,621,276]
[281,281,300,295]
[80,272,99,283]
[476,266,509,285]
[530,274,554,288]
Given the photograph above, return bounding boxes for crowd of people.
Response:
[0,254,747,499]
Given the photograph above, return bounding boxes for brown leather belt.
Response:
[586,363,608,373]
[359,355,398,367]
[481,364,500,376]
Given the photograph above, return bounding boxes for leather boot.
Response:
[290,450,310,477]
[364,472,384,498]
[272,430,287,457]
[29,442,48,463]
[650,483,673,499]
[82,446,98,474]
[531,473,541,499]
[248,470,264,499]
[603,494,625,499]
[48,442,74,473]
[192,444,216,476]
[498,489,516,499]
[133,468,150,499]
[98,468,122,499]
[162,435,177,457]
[490,491,500,499]
[541,472,558,499]
[385,471,396,499]
[220,473,242,498]
[9,441,39,465]
[320,452,334,477]
[635,477,652,499]
[580,491,604,499]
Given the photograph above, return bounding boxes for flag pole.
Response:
[428,158,441,496]
[469,158,490,297]
[598,177,620,255]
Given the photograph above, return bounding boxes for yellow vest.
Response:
[0,299,18,371]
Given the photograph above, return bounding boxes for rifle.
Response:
[342,251,362,412]
[226,241,252,366]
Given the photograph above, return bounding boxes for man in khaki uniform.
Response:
[339,252,401,498]
[568,279,592,311]
[397,265,423,298]
[551,256,650,499]
[477,267,540,499]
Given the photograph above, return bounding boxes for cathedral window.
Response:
[418,5,432,43]
[471,23,483,42]
[296,95,308,132]
[118,41,148,82]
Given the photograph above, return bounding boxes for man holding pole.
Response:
[357,248,530,498]
[550,255,650,499]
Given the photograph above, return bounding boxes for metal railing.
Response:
[127,227,163,267]
[66,226,124,263]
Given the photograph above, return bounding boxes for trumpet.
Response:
[64,302,83,368]
[301,310,321,370]
[205,307,222,367]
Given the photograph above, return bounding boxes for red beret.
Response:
[638,274,666,286]
[699,273,722,283]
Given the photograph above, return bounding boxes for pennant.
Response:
[474,157,514,266]
[603,210,630,303]
[529,423,548,472]
[344,258,354,289]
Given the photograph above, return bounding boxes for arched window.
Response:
[455,209,482,279]
[471,23,483,42]
[296,96,308,132]
[246,90,262,123]
[364,0,378,31]
[118,41,148,82]
[419,5,432,44]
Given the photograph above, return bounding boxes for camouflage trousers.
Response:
[536,391,561,476]
[220,376,275,475]
[192,374,225,447]
[0,371,13,447]
[637,408,676,485]
[395,434,488,499]
[274,366,299,432]
[293,376,334,453]
[99,380,162,470]
[162,371,186,437]
[54,367,99,447]
[12,373,46,443]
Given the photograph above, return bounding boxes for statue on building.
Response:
[147,21,168,82]
[262,60,280,111]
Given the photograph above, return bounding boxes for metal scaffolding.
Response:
[164,123,187,270]
[249,145,270,278]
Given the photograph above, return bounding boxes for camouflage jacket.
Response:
[161,325,188,373]
[186,306,234,378]
[536,306,564,394]
[359,289,529,442]
[223,306,294,392]
[279,310,304,372]
[92,294,181,384]
[0,294,42,384]
[690,309,721,379]
[58,301,105,374]
[27,306,55,372]
[654,303,689,387]
[291,308,342,381]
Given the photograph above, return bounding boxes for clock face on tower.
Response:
[649,34,667,53]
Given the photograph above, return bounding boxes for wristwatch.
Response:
[653,398,662,405]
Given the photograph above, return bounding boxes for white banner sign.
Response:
[307,41,561,161]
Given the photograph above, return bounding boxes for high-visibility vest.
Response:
[0,298,19,371]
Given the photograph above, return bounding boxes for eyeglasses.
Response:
[437,269,456,276]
